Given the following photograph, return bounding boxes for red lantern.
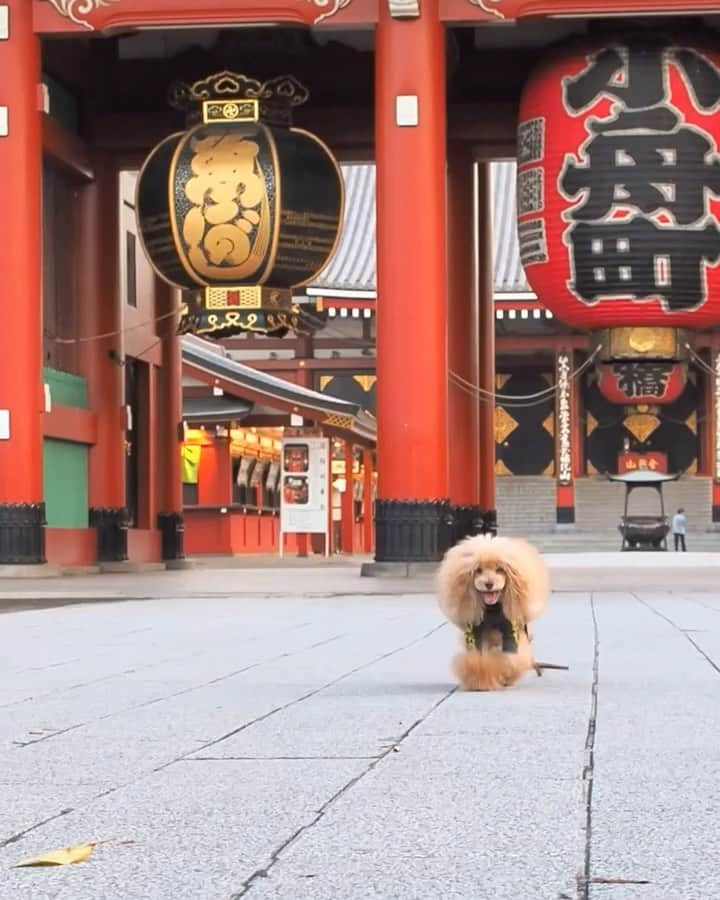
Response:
[596,360,687,405]
[517,36,720,333]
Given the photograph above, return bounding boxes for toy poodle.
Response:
[436,533,550,691]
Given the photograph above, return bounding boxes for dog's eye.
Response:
[495,567,505,575]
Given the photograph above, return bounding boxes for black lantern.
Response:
[136,71,344,337]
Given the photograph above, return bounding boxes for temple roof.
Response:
[309,161,531,297]
[181,336,377,443]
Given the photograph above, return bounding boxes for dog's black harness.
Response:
[464,605,526,653]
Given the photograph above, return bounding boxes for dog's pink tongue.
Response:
[482,591,500,605]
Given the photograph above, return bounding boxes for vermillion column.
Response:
[0,2,45,564]
[362,448,374,553]
[447,144,479,537]
[76,156,128,563]
[477,162,497,534]
[341,441,355,553]
[156,279,185,562]
[712,346,720,523]
[374,0,449,563]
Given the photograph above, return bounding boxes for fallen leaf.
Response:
[14,843,95,868]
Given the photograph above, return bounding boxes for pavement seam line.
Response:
[578,591,599,900]
[0,809,75,851]
[0,617,318,711]
[7,611,415,742]
[153,622,447,771]
[1,621,446,851]
[0,620,443,850]
[633,593,720,676]
[227,685,458,898]
[7,628,352,746]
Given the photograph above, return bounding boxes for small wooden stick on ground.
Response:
[533,662,570,677]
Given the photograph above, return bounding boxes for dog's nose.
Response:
[484,581,495,591]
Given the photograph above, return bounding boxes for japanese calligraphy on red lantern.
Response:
[559,43,720,313]
[517,39,720,331]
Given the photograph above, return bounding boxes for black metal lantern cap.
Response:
[168,71,310,129]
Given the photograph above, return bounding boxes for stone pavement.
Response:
[1,550,720,610]
[0,579,719,899]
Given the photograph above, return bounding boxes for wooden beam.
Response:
[249,358,376,372]
[34,0,378,33]
[42,114,94,182]
[496,335,589,352]
[88,102,517,161]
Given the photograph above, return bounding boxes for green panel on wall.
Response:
[43,439,88,528]
[43,368,88,409]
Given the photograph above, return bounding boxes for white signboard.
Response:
[279,436,329,555]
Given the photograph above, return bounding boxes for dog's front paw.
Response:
[452,651,511,692]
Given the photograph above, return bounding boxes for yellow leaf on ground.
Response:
[13,842,95,867]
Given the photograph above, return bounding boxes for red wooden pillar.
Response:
[0,2,45,564]
[197,438,232,507]
[155,279,184,561]
[76,156,127,562]
[477,162,497,533]
[447,144,479,509]
[375,0,449,561]
[555,348,576,525]
[362,448,374,553]
[698,346,713,478]
[711,345,720,522]
[341,441,355,553]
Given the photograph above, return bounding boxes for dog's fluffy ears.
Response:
[436,534,549,627]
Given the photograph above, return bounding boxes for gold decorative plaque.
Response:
[468,0,506,18]
[303,0,352,23]
[46,0,121,30]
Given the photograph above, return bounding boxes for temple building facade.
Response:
[226,161,717,537]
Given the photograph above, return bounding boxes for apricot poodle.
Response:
[436,534,549,691]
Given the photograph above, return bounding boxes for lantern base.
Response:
[594,327,690,361]
[180,286,299,338]
[204,285,293,313]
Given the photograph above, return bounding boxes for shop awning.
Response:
[182,395,253,425]
[181,337,376,444]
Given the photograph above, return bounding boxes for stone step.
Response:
[520,530,720,554]
[496,476,714,535]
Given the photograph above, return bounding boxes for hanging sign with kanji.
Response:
[517,36,720,331]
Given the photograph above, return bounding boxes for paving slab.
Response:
[590,592,720,900]
[0,586,718,899]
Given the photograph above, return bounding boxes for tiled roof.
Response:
[492,161,532,294]
[309,161,533,296]
[311,164,376,293]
